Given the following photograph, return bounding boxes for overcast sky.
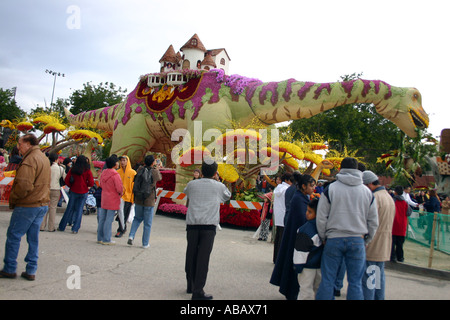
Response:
[0,0,448,138]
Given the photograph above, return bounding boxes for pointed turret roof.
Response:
[201,52,216,68]
[180,33,207,52]
[159,45,178,64]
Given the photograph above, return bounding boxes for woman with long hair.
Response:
[58,155,94,234]
[270,174,316,300]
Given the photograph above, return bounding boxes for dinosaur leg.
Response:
[174,99,232,193]
[109,116,156,166]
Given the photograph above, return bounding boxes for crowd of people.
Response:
[260,158,447,300]
[0,134,447,300]
[0,134,163,283]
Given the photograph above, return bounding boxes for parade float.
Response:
[1,34,431,227]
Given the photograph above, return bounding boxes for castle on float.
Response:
[147,34,231,87]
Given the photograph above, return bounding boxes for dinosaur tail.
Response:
[64,104,118,132]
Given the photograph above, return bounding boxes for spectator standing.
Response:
[293,197,323,300]
[270,174,315,300]
[391,186,412,262]
[183,161,231,300]
[58,155,94,233]
[403,186,418,209]
[283,172,301,225]
[424,189,441,243]
[316,157,379,300]
[272,173,292,263]
[127,155,162,248]
[4,146,22,172]
[97,156,123,245]
[362,171,395,300]
[0,134,50,280]
[41,152,65,232]
[115,155,136,237]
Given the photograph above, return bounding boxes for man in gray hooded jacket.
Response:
[316,157,378,300]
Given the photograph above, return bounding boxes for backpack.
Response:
[133,166,154,202]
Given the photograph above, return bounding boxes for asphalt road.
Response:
[0,208,449,301]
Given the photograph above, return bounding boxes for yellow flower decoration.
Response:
[16,121,34,132]
[215,129,262,145]
[303,152,324,165]
[325,157,344,168]
[217,163,240,183]
[273,141,304,160]
[282,156,299,170]
[232,148,256,163]
[33,115,60,125]
[303,142,328,151]
[67,129,103,144]
[43,122,66,134]
[259,147,299,170]
[0,119,15,130]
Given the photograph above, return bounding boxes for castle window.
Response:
[220,58,225,65]
[191,39,197,46]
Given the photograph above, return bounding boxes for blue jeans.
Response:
[97,208,116,243]
[128,205,154,247]
[316,237,366,300]
[362,261,385,300]
[335,260,346,291]
[3,206,48,275]
[58,192,87,232]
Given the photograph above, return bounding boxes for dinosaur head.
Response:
[377,87,429,137]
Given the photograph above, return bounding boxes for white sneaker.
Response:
[142,244,150,249]
[102,241,116,245]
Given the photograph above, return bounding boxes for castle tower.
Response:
[201,51,217,70]
[179,34,207,70]
[159,45,179,73]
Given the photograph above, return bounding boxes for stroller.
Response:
[83,187,97,215]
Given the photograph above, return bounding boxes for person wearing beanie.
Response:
[362,170,395,300]
[316,157,379,300]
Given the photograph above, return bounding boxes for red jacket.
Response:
[100,168,123,210]
[65,169,94,194]
[392,197,409,236]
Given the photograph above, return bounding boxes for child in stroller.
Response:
[83,186,97,215]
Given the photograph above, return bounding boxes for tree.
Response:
[69,81,127,114]
[0,88,25,120]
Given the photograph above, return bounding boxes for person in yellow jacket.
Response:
[115,155,136,237]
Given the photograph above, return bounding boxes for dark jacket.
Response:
[293,218,323,273]
[424,196,441,213]
[133,166,162,207]
[270,189,309,300]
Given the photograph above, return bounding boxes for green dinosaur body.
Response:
[66,69,429,190]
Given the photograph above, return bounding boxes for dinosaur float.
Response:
[65,69,429,191]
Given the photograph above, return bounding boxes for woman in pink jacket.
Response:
[97,155,123,245]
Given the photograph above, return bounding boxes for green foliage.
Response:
[0,88,25,120]
[69,81,127,114]
[391,129,439,186]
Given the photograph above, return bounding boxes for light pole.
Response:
[45,69,65,111]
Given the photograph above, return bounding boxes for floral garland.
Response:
[212,69,262,95]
